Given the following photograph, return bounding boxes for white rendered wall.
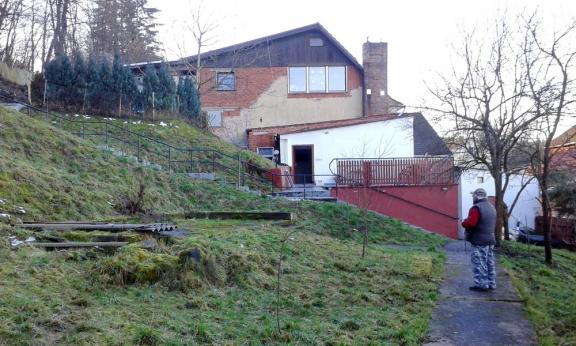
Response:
[459,169,540,238]
[279,116,414,185]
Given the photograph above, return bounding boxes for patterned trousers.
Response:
[471,245,496,289]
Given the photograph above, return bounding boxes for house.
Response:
[249,112,451,185]
[550,126,576,176]
[459,169,540,238]
[129,23,403,148]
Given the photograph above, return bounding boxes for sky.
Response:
[149,0,576,132]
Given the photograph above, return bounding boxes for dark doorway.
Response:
[292,145,314,184]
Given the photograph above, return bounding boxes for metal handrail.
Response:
[0,95,271,188]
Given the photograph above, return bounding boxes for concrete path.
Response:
[425,240,538,346]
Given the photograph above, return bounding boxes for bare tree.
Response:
[521,15,576,264]
[428,14,542,245]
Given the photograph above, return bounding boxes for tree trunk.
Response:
[493,172,504,246]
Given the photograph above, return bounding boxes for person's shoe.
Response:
[469,286,489,292]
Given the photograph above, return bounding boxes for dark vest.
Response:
[469,199,496,246]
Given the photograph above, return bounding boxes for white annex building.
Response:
[459,169,541,239]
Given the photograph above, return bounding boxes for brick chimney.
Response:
[362,41,388,116]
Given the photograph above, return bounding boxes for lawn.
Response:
[0,105,448,345]
[499,241,576,346]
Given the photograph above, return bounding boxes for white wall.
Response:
[279,116,414,185]
[459,169,540,238]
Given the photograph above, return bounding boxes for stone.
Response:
[140,238,159,251]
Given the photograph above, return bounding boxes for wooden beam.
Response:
[30,242,128,248]
[18,223,176,232]
[184,211,293,220]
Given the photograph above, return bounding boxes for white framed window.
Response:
[257,147,274,160]
[216,72,235,91]
[288,66,347,93]
[328,66,346,92]
[476,176,484,184]
[308,67,326,92]
[288,67,307,93]
[207,110,222,127]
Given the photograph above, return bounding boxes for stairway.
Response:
[270,185,336,202]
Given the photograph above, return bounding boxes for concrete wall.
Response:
[333,185,460,239]
[279,116,414,185]
[459,169,540,238]
[0,62,32,86]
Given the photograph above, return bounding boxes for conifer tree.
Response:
[156,63,176,110]
[142,66,160,111]
[85,56,100,112]
[72,51,87,109]
[177,76,200,118]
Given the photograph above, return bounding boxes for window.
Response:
[476,176,484,184]
[309,38,324,47]
[328,66,346,92]
[308,67,326,92]
[289,67,307,92]
[257,147,274,160]
[216,72,235,91]
[288,66,347,93]
[207,110,222,127]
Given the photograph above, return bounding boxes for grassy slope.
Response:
[0,106,447,345]
[500,242,576,346]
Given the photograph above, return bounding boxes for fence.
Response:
[1,95,271,191]
[535,216,576,247]
[334,156,456,186]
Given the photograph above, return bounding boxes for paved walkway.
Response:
[425,240,537,346]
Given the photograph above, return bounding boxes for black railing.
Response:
[269,174,341,200]
[0,95,271,190]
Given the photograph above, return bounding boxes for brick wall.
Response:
[200,67,286,110]
[248,131,276,151]
[332,185,459,239]
[362,42,388,116]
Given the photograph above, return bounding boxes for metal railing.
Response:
[269,174,340,200]
[0,95,271,190]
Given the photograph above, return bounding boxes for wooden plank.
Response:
[30,242,128,248]
[18,223,176,232]
[185,211,293,220]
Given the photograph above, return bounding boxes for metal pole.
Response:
[82,88,87,114]
[137,136,141,162]
[105,122,109,148]
[237,152,241,189]
[43,79,47,106]
[82,122,85,139]
[304,178,306,199]
[190,150,193,173]
[168,146,171,172]
[212,151,215,172]
[152,92,155,121]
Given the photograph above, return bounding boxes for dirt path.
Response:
[425,240,537,346]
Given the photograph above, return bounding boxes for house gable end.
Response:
[185,24,362,71]
[412,113,452,156]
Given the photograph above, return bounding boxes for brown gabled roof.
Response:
[179,23,363,72]
[247,114,398,135]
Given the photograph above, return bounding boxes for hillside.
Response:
[0,106,446,344]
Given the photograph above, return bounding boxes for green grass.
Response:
[0,220,446,345]
[0,105,448,344]
[499,241,576,346]
[0,106,283,221]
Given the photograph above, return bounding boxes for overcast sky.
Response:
[149,0,575,131]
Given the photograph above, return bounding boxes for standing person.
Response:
[462,188,497,292]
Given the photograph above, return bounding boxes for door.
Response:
[292,145,314,184]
